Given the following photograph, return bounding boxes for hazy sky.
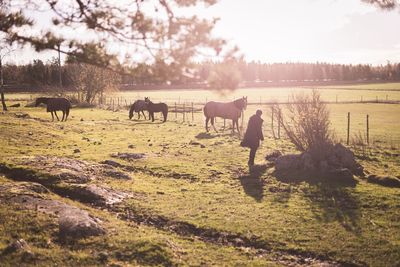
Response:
[7,0,400,65]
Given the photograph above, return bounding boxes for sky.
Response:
[6,0,400,65]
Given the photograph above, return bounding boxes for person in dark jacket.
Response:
[240,109,264,166]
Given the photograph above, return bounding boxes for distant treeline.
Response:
[2,58,400,91]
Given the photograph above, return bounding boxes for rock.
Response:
[80,118,84,121]
[3,239,31,255]
[189,140,201,145]
[128,144,135,149]
[73,149,80,153]
[111,152,146,160]
[200,144,206,148]
[327,168,354,181]
[28,132,33,136]
[10,103,21,108]
[101,160,122,168]
[301,152,315,171]
[59,209,105,240]
[15,112,30,118]
[331,143,364,176]
[275,154,301,171]
[103,169,131,180]
[367,175,400,188]
[265,150,282,162]
[66,184,131,206]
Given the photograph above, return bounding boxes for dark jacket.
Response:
[240,114,264,149]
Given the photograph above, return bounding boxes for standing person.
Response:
[240,109,264,167]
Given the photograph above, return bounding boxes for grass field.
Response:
[0,98,399,266]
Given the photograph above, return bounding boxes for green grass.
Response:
[0,102,400,266]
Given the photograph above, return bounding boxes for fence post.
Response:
[347,112,350,145]
[112,98,114,110]
[175,102,177,119]
[183,102,185,122]
[125,99,128,107]
[271,106,275,139]
[223,119,226,131]
[277,109,281,139]
[191,102,194,121]
[366,114,369,145]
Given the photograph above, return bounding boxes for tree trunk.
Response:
[0,58,7,111]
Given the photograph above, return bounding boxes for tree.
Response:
[362,0,399,9]
[0,41,14,111]
[0,0,226,70]
[65,63,120,104]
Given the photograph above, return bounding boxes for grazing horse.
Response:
[35,97,71,122]
[145,97,168,122]
[129,99,148,120]
[203,96,247,133]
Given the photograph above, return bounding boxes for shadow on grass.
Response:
[196,132,241,140]
[273,169,361,233]
[238,164,268,202]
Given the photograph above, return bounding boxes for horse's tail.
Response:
[129,103,135,119]
[203,103,209,118]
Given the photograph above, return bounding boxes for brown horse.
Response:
[203,96,247,133]
[35,97,71,121]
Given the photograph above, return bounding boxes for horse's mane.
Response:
[233,98,246,110]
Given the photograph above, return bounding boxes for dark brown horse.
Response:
[203,96,247,133]
[145,97,168,122]
[35,97,71,121]
[129,99,148,120]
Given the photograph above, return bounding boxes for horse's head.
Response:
[35,97,48,107]
[144,97,150,103]
[234,96,247,111]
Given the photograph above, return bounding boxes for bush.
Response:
[275,90,333,156]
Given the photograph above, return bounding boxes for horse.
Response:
[203,96,247,133]
[145,97,168,122]
[35,97,71,122]
[129,99,148,120]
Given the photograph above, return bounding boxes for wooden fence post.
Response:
[271,106,275,139]
[183,102,185,122]
[366,114,369,145]
[347,112,350,145]
[277,109,281,139]
[175,102,177,119]
[191,102,194,121]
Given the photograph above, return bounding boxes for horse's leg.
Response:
[51,111,54,121]
[54,111,60,121]
[211,117,218,132]
[61,110,65,122]
[236,119,240,134]
[137,111,140,120]
[151,112,155,122]
[142,110,147,120]
[205,117,210,132]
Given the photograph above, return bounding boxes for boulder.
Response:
[327,168,354,181]
[275,154,301,171]
[331,143,364,176]
[265,150,282,162]
[300,152,315,171]
[367,175,400,188]
[59,209,105,240]
[65,184,131,206]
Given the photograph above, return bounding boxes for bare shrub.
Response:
[275,90,333,154]
[65,63,120,104]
